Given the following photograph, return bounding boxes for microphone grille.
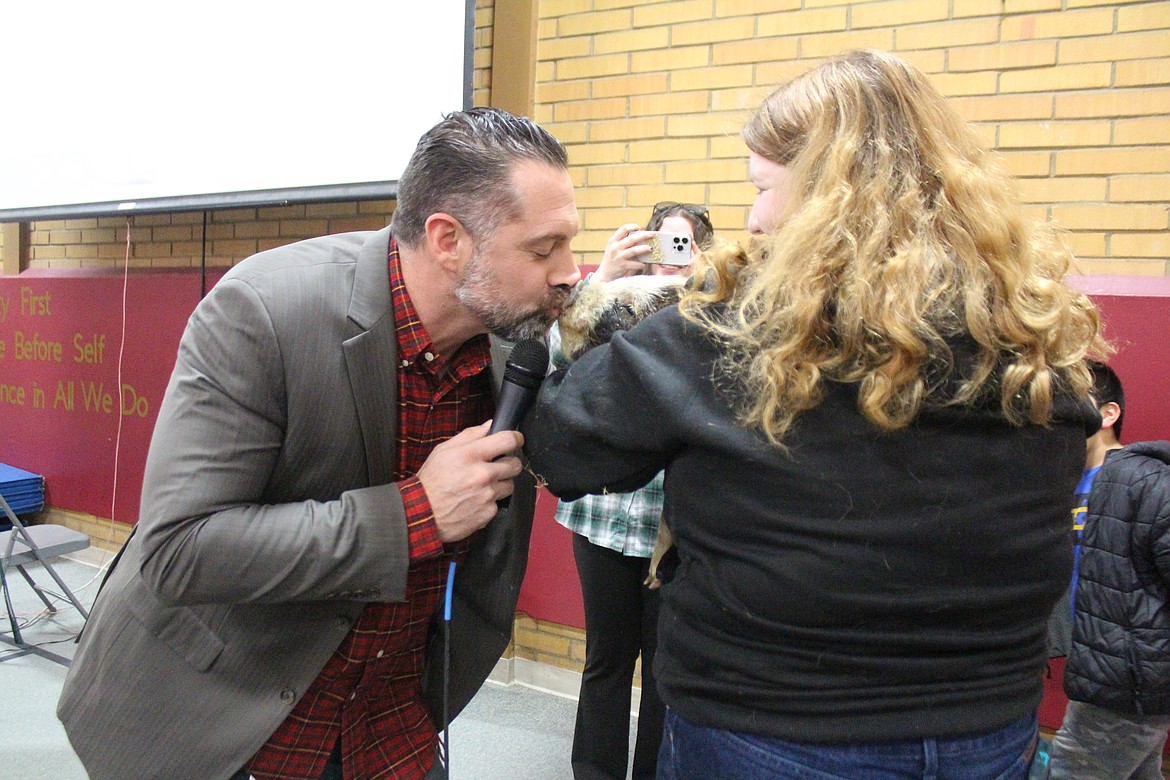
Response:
[503,338,549,389]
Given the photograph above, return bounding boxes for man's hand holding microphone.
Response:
[416,339,548,543]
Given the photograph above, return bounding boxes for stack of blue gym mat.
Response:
[0,463,45,531]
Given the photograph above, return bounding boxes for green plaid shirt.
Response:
[548,310,665,558]
[553,472,665,558]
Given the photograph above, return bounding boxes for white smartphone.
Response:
[646,231,693,266]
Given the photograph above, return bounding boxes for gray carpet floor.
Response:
[0,555,634,779]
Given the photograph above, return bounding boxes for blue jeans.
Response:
[656,709,1038,780]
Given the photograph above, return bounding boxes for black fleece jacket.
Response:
[525,305,1099,743]
[1064,441,1170,716]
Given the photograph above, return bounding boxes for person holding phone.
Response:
[594,201,714,281]
[549,202,712,779]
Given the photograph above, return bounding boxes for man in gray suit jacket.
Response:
[57,108,581,780]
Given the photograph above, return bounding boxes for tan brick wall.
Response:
[39,506,133,553]
[538,0,1170,275]
[23,203,396,271]
[513,611,649,689]
[514,612,588,671]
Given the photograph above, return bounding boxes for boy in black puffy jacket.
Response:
[1051,362,1170,779]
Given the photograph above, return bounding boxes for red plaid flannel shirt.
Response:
[247,237,493,779]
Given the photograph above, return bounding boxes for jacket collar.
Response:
[343,227,398,486]
[1117,441,1170,466]
[348,225,394,330]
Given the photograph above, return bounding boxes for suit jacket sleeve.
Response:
[136,272,412,606]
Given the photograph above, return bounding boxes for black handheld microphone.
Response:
[489,338,549,435]
[490,338,548,511]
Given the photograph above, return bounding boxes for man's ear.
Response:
[423,213,470,274]
[1099,401,1122,431]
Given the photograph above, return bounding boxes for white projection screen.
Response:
[0,1,473,221]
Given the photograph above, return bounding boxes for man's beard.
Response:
[455,246,568,342]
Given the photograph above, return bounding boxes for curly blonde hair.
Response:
[683,49,1108,445]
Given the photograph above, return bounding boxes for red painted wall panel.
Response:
[516,487,585,628]
[0,268,222,524]
[1070,275,1170,446]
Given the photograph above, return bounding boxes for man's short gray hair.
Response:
[391,107,569,249]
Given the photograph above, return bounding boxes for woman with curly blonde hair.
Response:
[526,50,1107,779]
[689,48,1103,445]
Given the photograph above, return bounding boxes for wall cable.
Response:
[50,219,134,619]
[108,218,131,537]
[201,210,208,298]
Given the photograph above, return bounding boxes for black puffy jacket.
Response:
[1065,441,1170,715]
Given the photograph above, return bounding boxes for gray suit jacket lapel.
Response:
[343,226,398,487]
